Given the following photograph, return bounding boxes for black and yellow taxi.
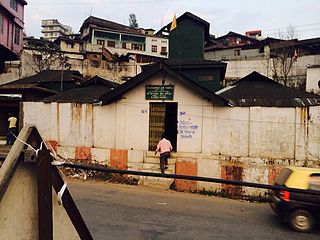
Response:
[269,167,320,232]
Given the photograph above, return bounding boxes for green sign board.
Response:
[145,85,174,100]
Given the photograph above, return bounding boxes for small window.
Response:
[132,43,142,51]
[122,42,127,49]
[10,0,18,11]
[151,45,157,52]
[234,49,240,56]
[160,46,167,55]
[97,39,105,46]
[107,41,115,47]
[67,43,74,48]
[14,25,20,45]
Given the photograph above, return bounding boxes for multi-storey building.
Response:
[79,16,168,63]
[41,19,73,42]
[0,0,27,72]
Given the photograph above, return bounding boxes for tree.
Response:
[24,38,70,73]
[129,14,139,29]
[269,25,298,86]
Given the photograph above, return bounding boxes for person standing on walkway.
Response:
[6,113,17,145]
[155,133,173,174]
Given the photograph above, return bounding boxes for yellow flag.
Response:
[170,14,177,31]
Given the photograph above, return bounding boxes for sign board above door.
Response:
[145,85,174,100]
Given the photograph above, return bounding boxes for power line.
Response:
[263,22,320,32]
[31,0,182,5]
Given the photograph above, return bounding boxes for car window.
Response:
[274,168,292,185]
[309,174,320,191]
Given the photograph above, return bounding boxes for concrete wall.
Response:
[205,53,320,88]
[0,159,80,239]
[22,72,320,196]
[306,66,320,94]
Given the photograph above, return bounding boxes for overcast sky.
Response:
[25,0,320,40]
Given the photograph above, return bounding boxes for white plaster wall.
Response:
[295,107,320,161]
[205,54,320,84]
[306,67,320,94]
[23,102,52,139]
[242,167,269,196]
[93,104,116,148]
[212,107,249,156]
[197,158,221,191]
[57,103,93,147]
[201,103,214,153]
[249,107,295,159]
[114,72,207,152]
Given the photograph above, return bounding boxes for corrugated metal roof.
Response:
[44,76,119,103]
[1,70,84,85]
[217,71,320,107]
[80,16,145,35]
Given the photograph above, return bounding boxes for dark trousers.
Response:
[6,127,17,145]
[160,152,170,174]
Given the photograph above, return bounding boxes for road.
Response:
[68,181,319,240]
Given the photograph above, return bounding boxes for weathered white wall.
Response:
[306,66,320,94]
[205,53,320,87]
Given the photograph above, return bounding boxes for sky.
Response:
[24,0,320,40]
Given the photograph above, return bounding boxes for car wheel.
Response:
[289,209,314,233]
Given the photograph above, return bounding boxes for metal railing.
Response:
[62,162,320,196]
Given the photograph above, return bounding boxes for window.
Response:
[234,49,241,56]
[67,43,74,49]
[160,46,167,55]
[309,174,320,191]
[151,45,157,52]
[0,14,2,33]
[10,0,18,11]
[107,41,115,47]
[132,43,143,51]
[122,42,127,49]
[14,26,20,45]
[97,39,105,46]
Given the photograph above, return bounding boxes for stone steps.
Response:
[0,145,11,160]
[138,176,174,189]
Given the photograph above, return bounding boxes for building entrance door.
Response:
[148,102,177,151]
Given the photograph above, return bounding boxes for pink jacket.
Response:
[156,138,173,153]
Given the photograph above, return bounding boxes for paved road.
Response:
[68,181,319,240]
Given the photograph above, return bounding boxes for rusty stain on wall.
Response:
[174,158,198,192]
[110,149,128,170]
[47,140,58,153]
[221,163,243,197]
[75,146,92,160]
[268,167,281,185]
[71,103,82,128]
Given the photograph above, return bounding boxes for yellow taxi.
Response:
[269,167,320,232]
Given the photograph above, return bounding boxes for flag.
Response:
[170,14,177,31]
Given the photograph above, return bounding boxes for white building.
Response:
[41,19,73,42]
[22,64,320,196]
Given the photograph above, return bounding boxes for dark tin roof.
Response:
[1,70,84,85]
[44,76,120,103]
[0,70,86,95]
[217,71,320,107]
[98,62,228,106]
[156,12,210,41]
[80,16,145,35]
